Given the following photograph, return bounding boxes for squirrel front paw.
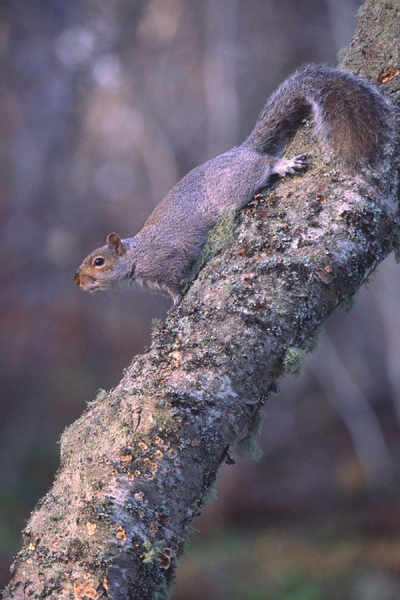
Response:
[273,154,308,176]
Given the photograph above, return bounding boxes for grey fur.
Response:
[74,65,394,305]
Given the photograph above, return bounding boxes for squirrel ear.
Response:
[107,233,125,256]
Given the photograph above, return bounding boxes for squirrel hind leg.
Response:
[272,154,309,177]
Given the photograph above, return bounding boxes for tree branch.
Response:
[4,1,400,598]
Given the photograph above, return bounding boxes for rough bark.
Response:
[4,1,400,598]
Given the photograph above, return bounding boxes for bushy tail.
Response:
[244,64,394,168]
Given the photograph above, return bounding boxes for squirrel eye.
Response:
[93,257,105,267]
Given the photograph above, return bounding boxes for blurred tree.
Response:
[3,0,400,599]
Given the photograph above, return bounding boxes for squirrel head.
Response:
[74,233,131,292]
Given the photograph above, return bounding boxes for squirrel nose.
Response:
[74,271,81,286]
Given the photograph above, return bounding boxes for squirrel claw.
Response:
[288,154,309,172]
[273,154,308,176]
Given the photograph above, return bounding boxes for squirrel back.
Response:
[244,64,393,167]
[74,64,394,306]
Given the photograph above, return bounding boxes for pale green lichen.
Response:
[388,221,400,263]
[355,3,365,19]
[182,210,236,291]
[151,318,164,333]
[142,540,165,564]
[302,326,322,353]
[282,347,305,376]
[236,410,266,460]
[202,480,218,506]
[341,296,356,313]
[236,435,263,460]
[337,47,348,65]
[85,388,108,408]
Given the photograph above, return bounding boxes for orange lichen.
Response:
[272,235,281,249]
[378,66,400,84]
[148,521,158,535]
[316,266,334,283]
[143,458,158,471]
[63,576,98,599]
[86,522,96,536]
[116,525,126,541]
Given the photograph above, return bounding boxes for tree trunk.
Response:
[4,0,400,598]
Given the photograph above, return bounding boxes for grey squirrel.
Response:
[74,64,393,306]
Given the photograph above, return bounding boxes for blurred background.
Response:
[2,0,400,598]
